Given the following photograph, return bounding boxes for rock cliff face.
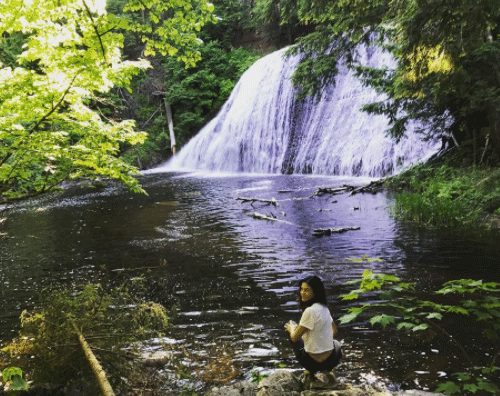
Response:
[205,370,444,396]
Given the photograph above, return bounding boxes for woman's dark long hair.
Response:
[298,275,328,311]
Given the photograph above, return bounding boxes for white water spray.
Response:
[158,46,439,176]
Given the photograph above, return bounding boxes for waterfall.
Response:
[158,46,439,176]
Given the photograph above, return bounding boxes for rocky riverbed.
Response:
[205,370,444,396]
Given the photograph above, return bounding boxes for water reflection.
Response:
[1,172,499,393]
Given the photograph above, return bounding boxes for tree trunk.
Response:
[488,102,500,160]
[164,99,176,155]
[72,322,116,396]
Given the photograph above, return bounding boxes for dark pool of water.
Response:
[1,171,499,393]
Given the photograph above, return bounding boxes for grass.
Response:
[386,161,500,228]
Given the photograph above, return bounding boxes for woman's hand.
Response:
[284,322,307,343]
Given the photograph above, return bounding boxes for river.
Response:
[1,171,499,393]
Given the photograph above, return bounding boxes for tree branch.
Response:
[29,72,80,134]
[423,318,473,367]
[81,0,108,63]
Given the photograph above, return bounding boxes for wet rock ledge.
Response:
[206,370,444,396]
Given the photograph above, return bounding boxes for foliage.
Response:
[0,0,214,202]
[0,32,25,68]
[251,0,300,45]
[122,41,260,168]
[1,367,29,392]
[161,44,260,145]
[282,0,500,162]
[1,282,170,392]
[387,162,500,227]
[103,0,260,168]
[122,0,215,65]
[251,368,268,384]
[203,0,253,47]
[340,270,500,395]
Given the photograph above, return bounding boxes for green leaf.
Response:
[10,374,29,391]
[340,293,359,300]
[477,379,500,393]
[411,323,429,331]
[369,314,395,328]
[447,306,469,315]
[472,311,493,321]
[435,381,461,395]
[426,312,443,320]
[396,322,415,330]
[339,309,362,324]
[463,300,477,308]
[463,383,479,393]
[453,372,471,381]
[2,367,23,382]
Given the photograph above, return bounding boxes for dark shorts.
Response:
[291,339,342,375]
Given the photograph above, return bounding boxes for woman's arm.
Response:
[332,321,338,338]
[284,323,308,343]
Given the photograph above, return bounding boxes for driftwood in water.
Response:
[312,226,360,237]
[348,179,386,195]
[312,186,351,197]
[313,179,386,197]
[248,212,294,225]
[237,197,279,207]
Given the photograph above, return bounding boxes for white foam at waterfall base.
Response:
[155,46,440,177]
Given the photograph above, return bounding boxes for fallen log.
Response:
[312,179,387,197]
[312,186,351,197]
[248,212,294,225]
[312,226,360,237]
[72,322,116,396]
[237,197,279,207]
[349,179,385,196]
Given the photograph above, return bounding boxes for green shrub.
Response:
[340,270,500,395]
[388,163,500,227]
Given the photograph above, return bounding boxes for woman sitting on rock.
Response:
[284,275,342,378]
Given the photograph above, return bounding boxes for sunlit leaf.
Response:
[339,308,362,324]
[396,322,415,330]
[369,314,395,328]
[411,323,429,331]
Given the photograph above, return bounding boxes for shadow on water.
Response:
[1,172,499,393]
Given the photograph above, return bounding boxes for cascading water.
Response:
[159,46,439,176]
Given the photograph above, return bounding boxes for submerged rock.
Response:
[205,370,444,396]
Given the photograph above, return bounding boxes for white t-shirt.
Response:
[299,303,334,354]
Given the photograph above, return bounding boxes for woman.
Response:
[284,275,342,377]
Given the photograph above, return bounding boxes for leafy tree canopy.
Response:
[0,0,215,202]
[287,0,500,162]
